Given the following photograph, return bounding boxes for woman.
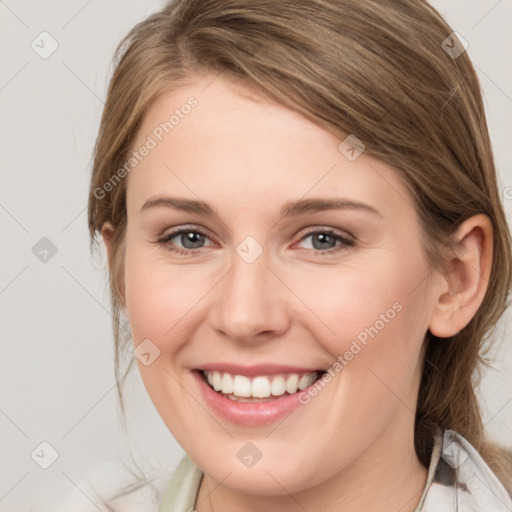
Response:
[88,0,512,510]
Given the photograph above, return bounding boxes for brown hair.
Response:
[88,0,512,493]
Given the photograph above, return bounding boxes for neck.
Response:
[195,412,429,512]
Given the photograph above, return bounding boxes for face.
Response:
[119,73,437,495]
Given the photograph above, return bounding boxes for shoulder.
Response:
[158,455,203,512]
[24,458,173,512]
[419,428,512,511]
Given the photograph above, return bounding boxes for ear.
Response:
[101,222,126,310]
[428,214,493,338]
[101,221,115,270]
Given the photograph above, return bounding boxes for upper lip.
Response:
[196,363,324,377]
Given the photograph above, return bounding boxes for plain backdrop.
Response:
[1,0,511,509]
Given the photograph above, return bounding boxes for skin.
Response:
[102,73,493,512]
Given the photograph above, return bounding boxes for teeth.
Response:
[252,376,271,398]
[212,371,222,391]
[270,375,286,396]
[221,373,233,394]
[298,374,315,390]
[204,371,318,398]
[233,375,252,397]
[285,373,299,394]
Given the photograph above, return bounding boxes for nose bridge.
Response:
[211,244,289,341]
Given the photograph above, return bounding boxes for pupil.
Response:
[313,233,335,250]
[182,231,204,249]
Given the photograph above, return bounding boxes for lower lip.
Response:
[192,370,316,426]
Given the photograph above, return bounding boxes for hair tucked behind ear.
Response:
[88,0,512,494]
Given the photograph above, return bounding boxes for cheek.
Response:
[123,241,210,343]
[286,249,431,411]
[286,252,430,353]
[122,242,208,424]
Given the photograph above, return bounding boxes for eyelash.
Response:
[156,226,355,256]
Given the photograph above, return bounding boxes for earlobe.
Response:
[100,222,116,271]
[428,214,493,338]
[100,221,127,310]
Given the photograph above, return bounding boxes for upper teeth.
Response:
[204,371,318,398]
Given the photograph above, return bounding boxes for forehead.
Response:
[126,74,414,219]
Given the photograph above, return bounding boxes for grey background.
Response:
[1,0,511,509]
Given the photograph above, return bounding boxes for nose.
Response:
[208,251,291,344]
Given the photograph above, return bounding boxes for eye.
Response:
[156,226,354,256]
[295,229,354,253]
[157,227,215,255]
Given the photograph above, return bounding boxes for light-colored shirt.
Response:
[158,428,512,511]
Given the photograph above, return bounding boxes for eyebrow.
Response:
[141,196,215,215]
[280,198,382,218]
[140,196,383,218]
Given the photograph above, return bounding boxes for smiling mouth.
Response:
[199,369,326,402]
